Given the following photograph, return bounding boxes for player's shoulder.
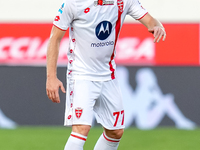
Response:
[61,0,78,11]
[124,0,140,3]
[62,0,75,5]
[122,0,138,5]
[63,0,92,7]
[124,0,143,8]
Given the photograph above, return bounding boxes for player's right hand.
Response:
[148,26,166,43]
[46,76,66,103]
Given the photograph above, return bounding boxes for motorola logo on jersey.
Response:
[95,21,112,40]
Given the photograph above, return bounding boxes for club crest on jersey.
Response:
[59,3,65,14]
[75,107,83,119]
[95,21,112,40]
[94,0,114,6]
[117,0,124,12]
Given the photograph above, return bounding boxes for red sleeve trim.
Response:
[53,24,67,31]
[71,134,87,141]
[136,12,148,20]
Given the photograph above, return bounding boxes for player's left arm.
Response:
[139,13,166,43]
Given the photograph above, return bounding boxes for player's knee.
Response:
[104,128,124,139]
[72,125,91,136]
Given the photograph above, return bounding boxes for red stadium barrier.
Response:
[0,23,199,66]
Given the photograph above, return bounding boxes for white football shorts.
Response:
[64,78,125,130]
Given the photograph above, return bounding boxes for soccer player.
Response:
[46,0,166,149]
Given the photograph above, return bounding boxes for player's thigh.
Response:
[72,80,100,126]
[94,79,125,130]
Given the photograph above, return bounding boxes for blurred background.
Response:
[0,0,200,130]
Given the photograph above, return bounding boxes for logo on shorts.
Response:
[95,21,112,40]
[75,107,83,119]
[68,115,72,120]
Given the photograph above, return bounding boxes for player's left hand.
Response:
[148,26,166,43]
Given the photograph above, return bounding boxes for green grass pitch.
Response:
[0,127,199,150]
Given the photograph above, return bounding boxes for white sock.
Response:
[94,132,120,150]
[64,132,87,150]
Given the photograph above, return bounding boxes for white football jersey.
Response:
[53,0,147,81]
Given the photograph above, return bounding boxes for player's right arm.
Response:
[139,13,166,43]
[46,26,66,103]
